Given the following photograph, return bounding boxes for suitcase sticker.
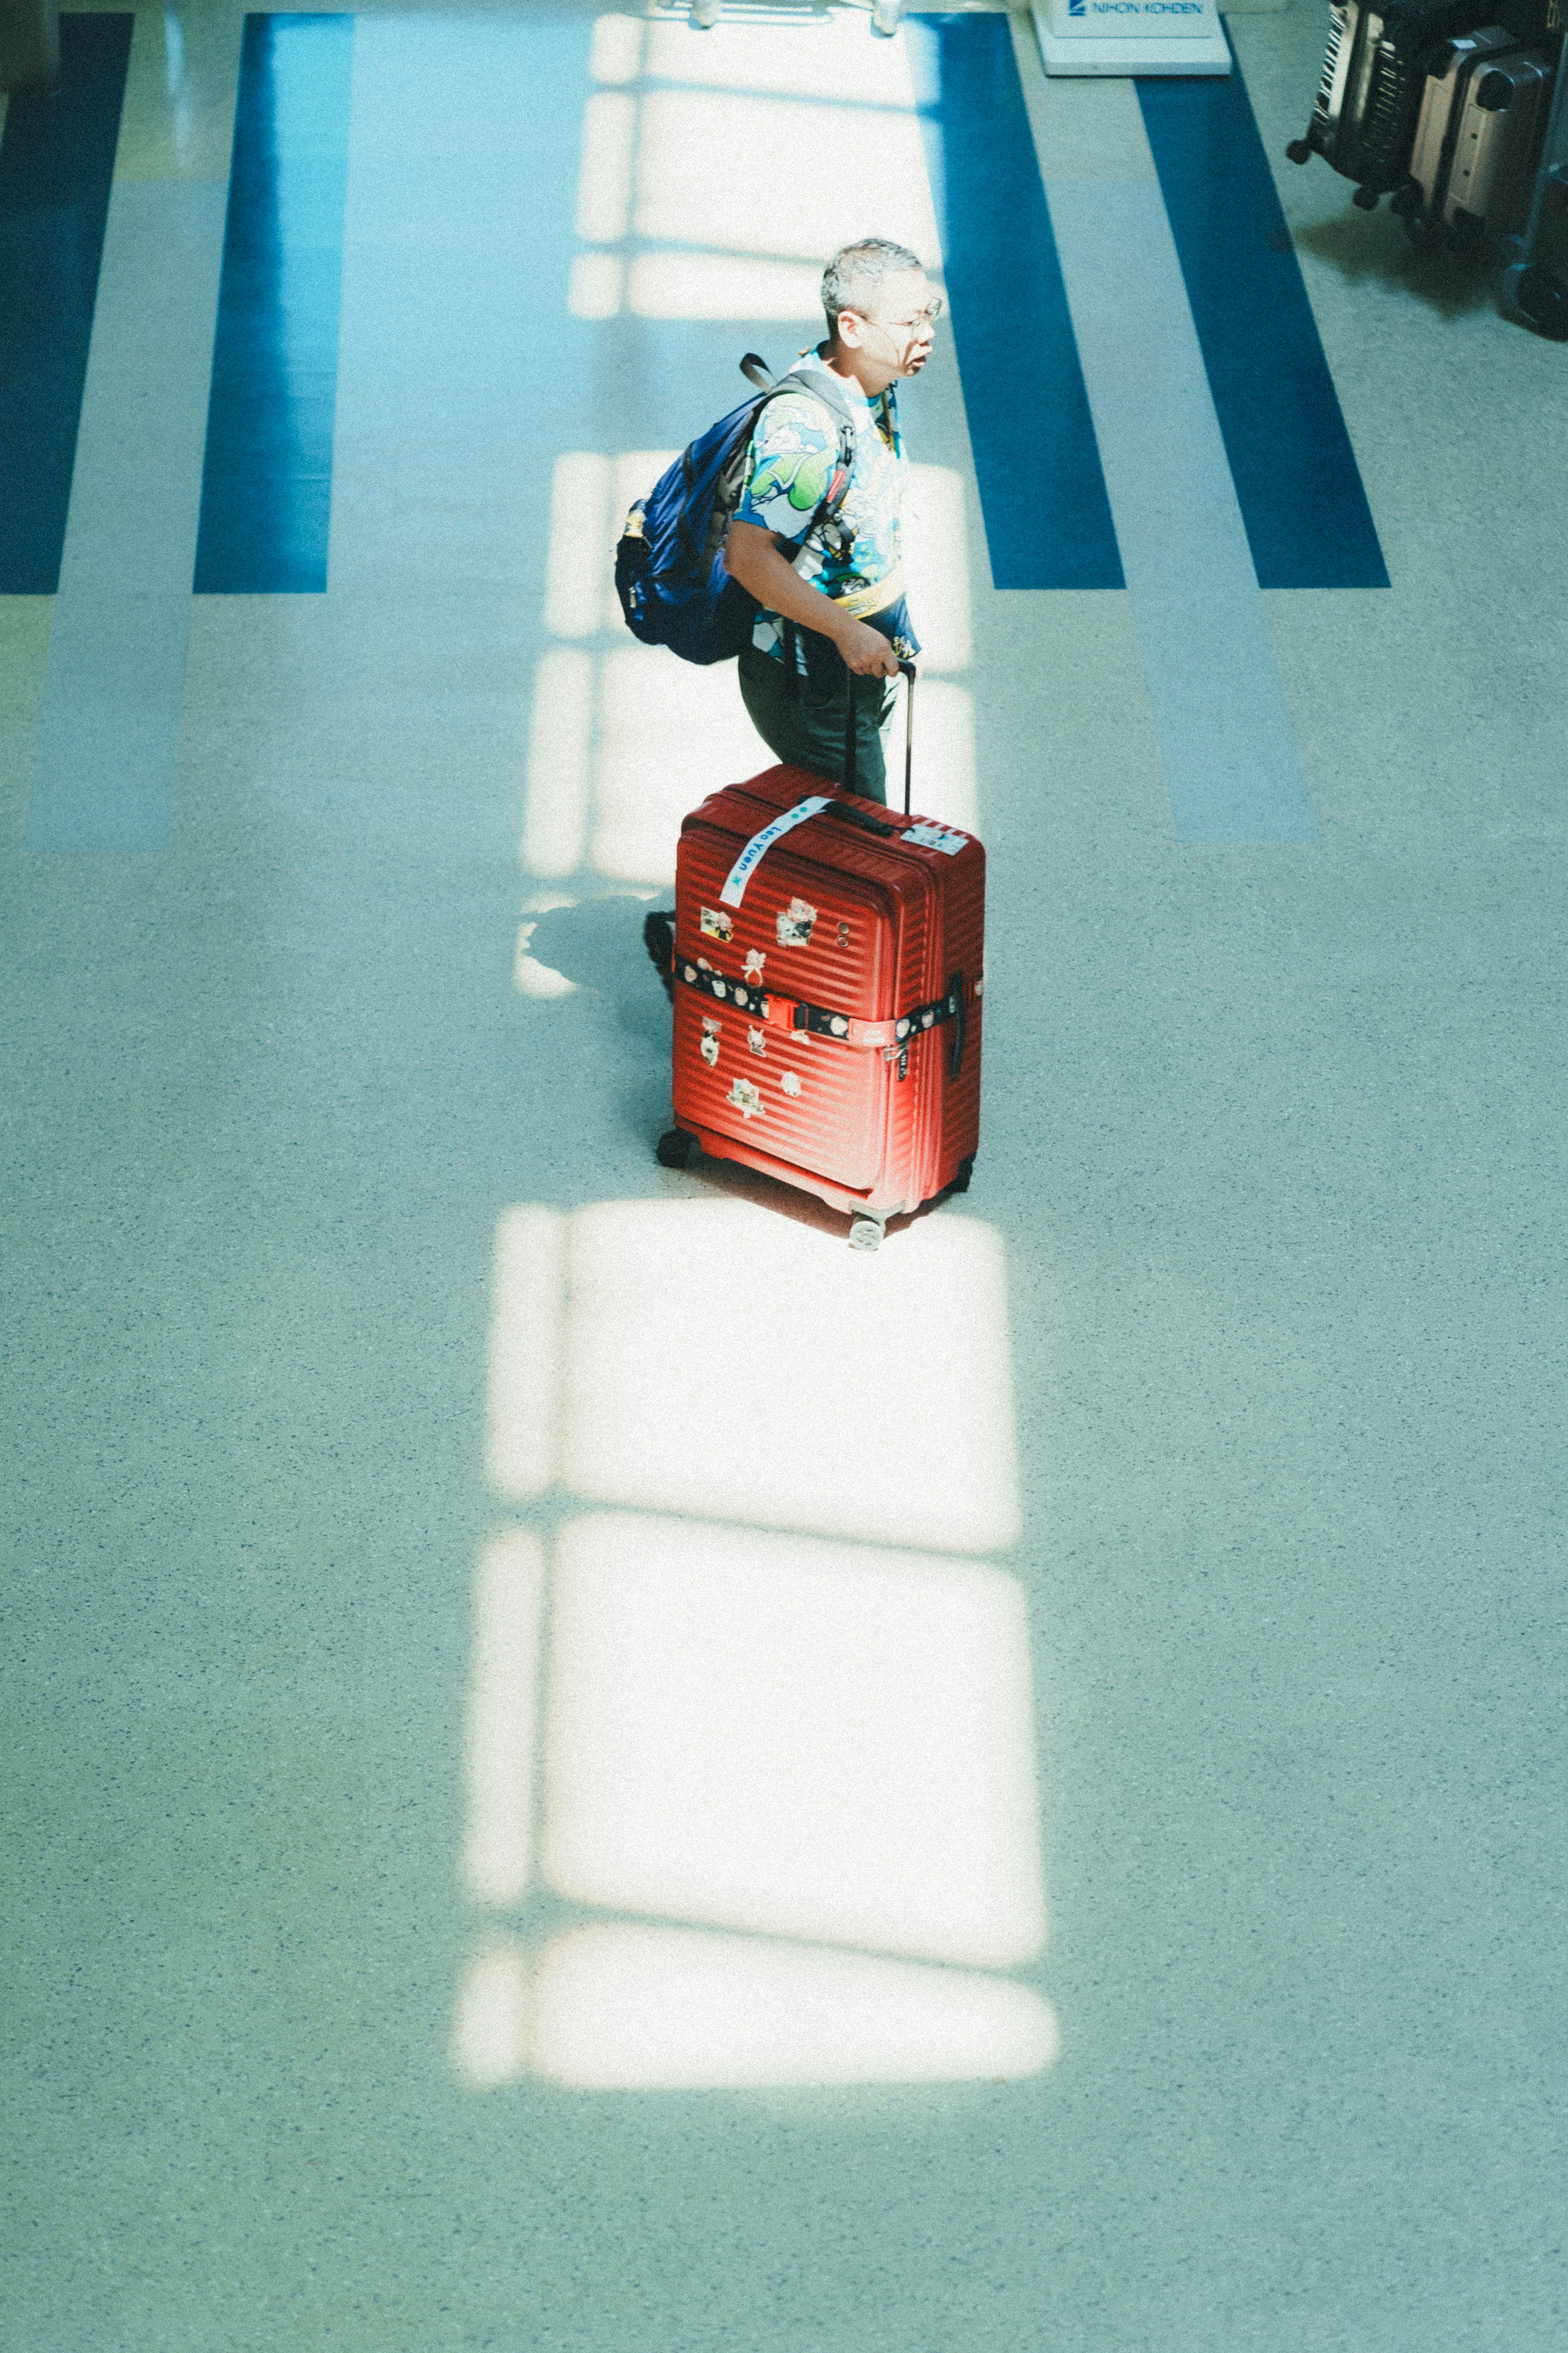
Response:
[658,730,984,1250]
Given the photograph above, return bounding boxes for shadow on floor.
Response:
[526,896,971,1244]
[1293,206,1502,320]
[528,895,671,1042]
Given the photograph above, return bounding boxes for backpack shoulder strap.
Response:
[755,364,859,531]
[767,361,857,421]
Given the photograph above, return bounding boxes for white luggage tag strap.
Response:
[719,795,832,908]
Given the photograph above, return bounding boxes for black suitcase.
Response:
[1286,0,1554,207]
[1502,29,1568,328]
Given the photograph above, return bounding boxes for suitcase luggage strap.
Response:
[673,952,964,1054]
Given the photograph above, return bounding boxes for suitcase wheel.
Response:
[949,1156,975,1197]
[1285,138,1312,166]
[848,1216,885,1252]
[656,1128,696,1169]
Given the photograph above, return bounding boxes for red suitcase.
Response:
[655,676,984,1250]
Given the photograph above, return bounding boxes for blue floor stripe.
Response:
[0,14,133,595]
[193,13,354,594]
[1138,47,1390,592]
[26,181,228,855]
[1051,178,1319,844]
[906,12,1123,591]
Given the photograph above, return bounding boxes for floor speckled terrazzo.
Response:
[3,3,1566,2348]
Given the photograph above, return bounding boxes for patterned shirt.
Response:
[735,348,911,664]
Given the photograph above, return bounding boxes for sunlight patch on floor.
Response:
[450,1938,532,2089]
[634,89,940,263]
[591,645,780,881]
[460,1531,547,1907]
[568,9,943,321]
[485,1207,565,1500]
[457,4,1038,2097]
[485,1197,1021,1552]
[454,1923,1057,2092]
[642,9,918,106]
[626,250,828,318]
[521,649,595,878]
[543,1513,1047,1965]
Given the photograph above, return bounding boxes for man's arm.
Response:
[724,520,899,679]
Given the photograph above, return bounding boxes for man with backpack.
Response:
[629,238,940,996]
[722,236,940,808]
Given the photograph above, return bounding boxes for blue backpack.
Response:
[614,354,858,667]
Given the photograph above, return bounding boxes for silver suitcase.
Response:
[1401,26,1522,238]
[1445,46,1555,239]
[1285,0,1498,207]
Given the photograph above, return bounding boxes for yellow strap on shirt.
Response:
[832,564,904,622]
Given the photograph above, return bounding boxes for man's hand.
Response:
[726,520,899,678]
[834,618,900,678]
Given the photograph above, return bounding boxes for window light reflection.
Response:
[590,11,644,86]
[483,1198,1022,1553]
[640,10,916,107]
[634,89,940,265]
[626,251,824,321]
[521,647,594,877]
[530,1923,1058,2090]
[452,1923,1057,2092]
[904,466,973,675]
[576,90,635,244]
[542,1512,1047,1967]
[544,455,612,640]
[559,1200,1022,1551]
[568,252,624,319]
[523,652,977,892]
[590,645,771,884]
[460,1530,546,1907]
[485,1209,565,1500]
[450,1937,530,2088]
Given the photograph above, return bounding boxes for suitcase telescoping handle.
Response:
[842,658,916,814]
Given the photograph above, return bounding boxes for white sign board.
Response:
[1033,0,1231,76]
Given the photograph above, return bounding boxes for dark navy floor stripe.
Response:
[906,12,1123,592]
[193,13,354,594]
[0,14,133,595]
[1138,45,1390,592]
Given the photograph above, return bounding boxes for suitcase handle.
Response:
[821,800,897,839]
[842,658,916,810]
[947,969,967,1079]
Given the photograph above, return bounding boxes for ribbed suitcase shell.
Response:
[1291,0,1557,201]
[669,765,983,1228]
[1301,0,1487,194]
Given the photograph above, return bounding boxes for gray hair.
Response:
[821,238,924,334]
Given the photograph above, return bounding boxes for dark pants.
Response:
[738,643,895,806]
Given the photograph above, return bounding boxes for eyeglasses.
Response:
[846,297,944,338]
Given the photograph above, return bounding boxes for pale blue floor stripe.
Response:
[26,180,227,852]
[1046,178,1319,847]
